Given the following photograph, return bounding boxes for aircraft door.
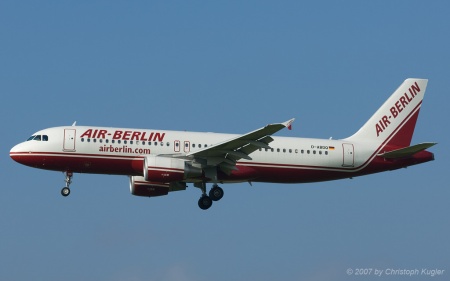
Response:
[174,140,180,152]
[63,129,76,151]
[184,141,190,153]
[342,143,354,167]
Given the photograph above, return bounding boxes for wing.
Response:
[185,118,295,173]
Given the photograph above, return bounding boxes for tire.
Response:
[198,195,213,210]
[209,186,224,201]
[61,187,70,197]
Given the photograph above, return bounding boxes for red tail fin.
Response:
[346,79,428,148]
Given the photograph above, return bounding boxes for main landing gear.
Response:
[61,171,73,197]
[196,183,224,210]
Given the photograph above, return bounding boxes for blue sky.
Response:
[1,1,449,280]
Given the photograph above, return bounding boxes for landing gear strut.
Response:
[195,183,224,210]
[61,171,73,197]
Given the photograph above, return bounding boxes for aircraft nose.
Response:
[10,144,19,161]
[10,143,26,163]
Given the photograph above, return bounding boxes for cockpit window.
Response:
[26,135,49,141]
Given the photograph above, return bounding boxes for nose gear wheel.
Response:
[61,171,73,197]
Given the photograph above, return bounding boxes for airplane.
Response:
[10,78,436,210]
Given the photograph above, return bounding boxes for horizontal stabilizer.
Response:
[378,142,437,159]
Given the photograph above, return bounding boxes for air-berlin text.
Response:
[375,82,421,137]
[80,129,165,142]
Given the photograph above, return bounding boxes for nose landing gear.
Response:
[61,171,73,197]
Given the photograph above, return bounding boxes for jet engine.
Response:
[143,155,202,182]
[129,176,186,197]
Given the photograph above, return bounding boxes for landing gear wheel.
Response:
[61,187,71,197]
[61,171,73,197]
[209,186,224,201]
[198,195,213,210]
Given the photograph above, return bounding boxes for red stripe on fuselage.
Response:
[10,152,144,175]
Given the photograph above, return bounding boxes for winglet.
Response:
[283,118,295,130]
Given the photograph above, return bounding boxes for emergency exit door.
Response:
[63,129,76,151]
[342,143,354,167]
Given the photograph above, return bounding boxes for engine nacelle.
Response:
[130,176,169,197]
[143,155,202,182]
[129,176,186,197]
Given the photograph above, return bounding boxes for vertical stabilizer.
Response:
[346,79,428,148]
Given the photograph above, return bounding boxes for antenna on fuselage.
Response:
[72,121,77,126]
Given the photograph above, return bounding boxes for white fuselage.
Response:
[10,125,410,184]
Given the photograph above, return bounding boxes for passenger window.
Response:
[112,140,115,144]
[199,144,202,148]
[81,138,85,142]
[192,144,196,148]
[118,140,121,144]
[325,151,328,155]
[124,140,127,144]
[289,149,292,153]
[277,148,280,152]
[166,142,170,146]
[106,139,109,144]
[319,151,322,155]
[307,150,310,154]
[130,141,133,145]
[283,149,286,153]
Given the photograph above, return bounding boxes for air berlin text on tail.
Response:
[375,81,421,137]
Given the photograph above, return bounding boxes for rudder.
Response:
[346,78,428,148]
